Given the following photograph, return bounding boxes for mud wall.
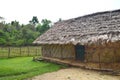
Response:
[85,41,120,63]
[41,44,75,59]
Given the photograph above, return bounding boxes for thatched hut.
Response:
[34,9,120,70]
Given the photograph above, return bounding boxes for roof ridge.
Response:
[69,9,120,21]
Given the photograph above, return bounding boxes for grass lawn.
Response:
[0,57,65,80]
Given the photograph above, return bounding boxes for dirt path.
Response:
[28,68,120,80]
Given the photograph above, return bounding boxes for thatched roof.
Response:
[34,9,120,45]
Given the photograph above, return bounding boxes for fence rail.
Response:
[0,46,41,58]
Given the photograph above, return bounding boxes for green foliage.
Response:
[0,38,6,45]
[0,57,65,80]
[36,19,51,34]
[13,40,25,46]
[0,30,7,45]
[0,17,52,46]
[0,23,5,29]
[29,16,39,25]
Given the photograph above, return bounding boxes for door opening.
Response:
[75,45,85,61]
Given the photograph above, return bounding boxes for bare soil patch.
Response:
[28,68,120,80]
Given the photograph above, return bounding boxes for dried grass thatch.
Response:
[34,9,120,45]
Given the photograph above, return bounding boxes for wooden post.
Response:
[41,47,43,57]
[50,45,54,57]
[98,51,101,70]
[20,47,22,56]
[85,46,88,68]
[36,48,37,56]
[27,47,29,56]
[61,45,63,59]
[113,48,116,70]
[8,47,10,58]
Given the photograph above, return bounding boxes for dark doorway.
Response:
[75,45,85,61]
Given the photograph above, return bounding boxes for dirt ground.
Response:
[28,68,120,80]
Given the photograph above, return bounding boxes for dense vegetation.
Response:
[0,16,51,46]
[0,57,65,80]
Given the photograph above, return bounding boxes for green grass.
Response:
[0,57,65,80]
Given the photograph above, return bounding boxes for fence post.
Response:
[36,48,38,56]
[27,47,29,56]
[8,47,10,58]
[20,47,22,56]
[41,47,43,57]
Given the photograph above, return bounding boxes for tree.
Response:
[0,30,7,45]
[20,25,39,45]
[0,16,4,21]
[0,16,5,30]
[0,16,52,46]
[0,22,5,30]
[11,21,21,30]
[36,19,51,35]
[58,18,62,22]
[29,16,39,25]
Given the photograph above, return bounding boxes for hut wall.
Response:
[41,44,75,59]
[85,41,120,63]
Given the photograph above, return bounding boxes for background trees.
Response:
[29,16,39,25]
[0,16,52,46]
[36,19,51,35]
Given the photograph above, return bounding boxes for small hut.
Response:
[34,9,120,70]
